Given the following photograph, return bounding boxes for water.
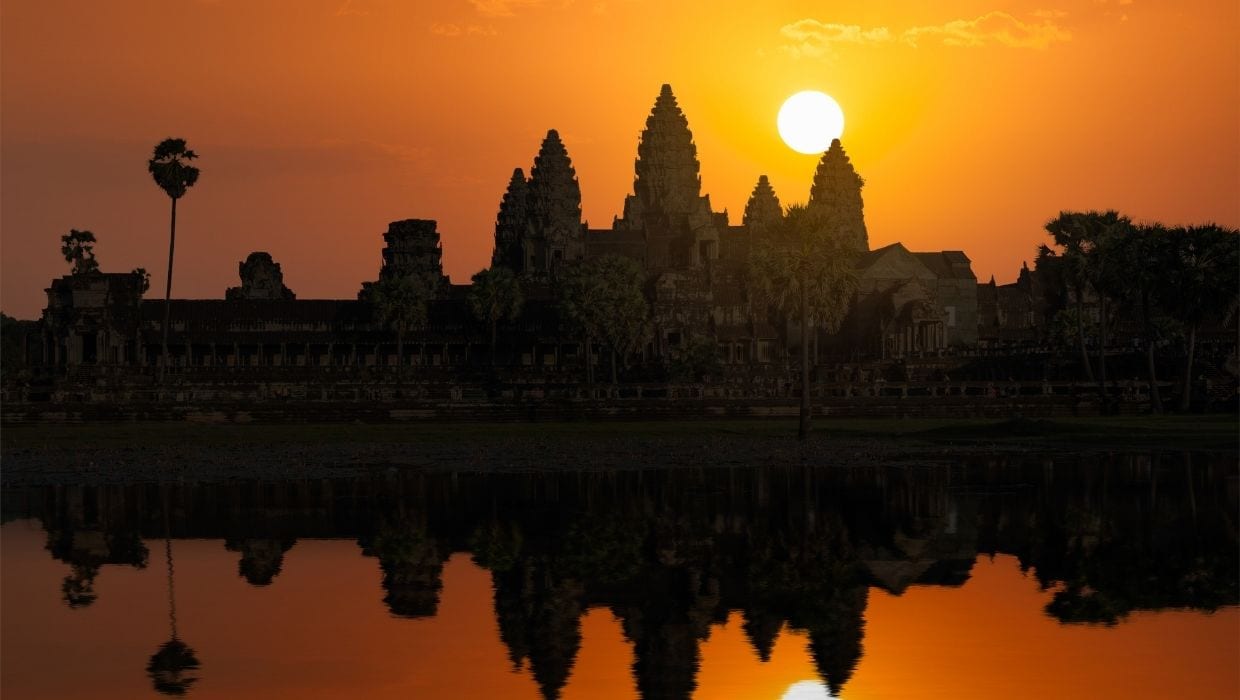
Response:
[2,454,1236,699]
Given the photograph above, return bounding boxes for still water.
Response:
[2,454,1237,699]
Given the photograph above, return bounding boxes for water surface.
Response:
[2,454,1236,699]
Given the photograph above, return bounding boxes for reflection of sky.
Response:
[3,520,1237,700]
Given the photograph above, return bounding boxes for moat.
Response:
[2,451,1236,699]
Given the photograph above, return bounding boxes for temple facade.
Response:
[34,84,989,378]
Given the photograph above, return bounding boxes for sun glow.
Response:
[780,679,836,700]
[777,91,846,155]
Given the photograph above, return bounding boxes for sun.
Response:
[777,91,845,155]
[780,679,836,700]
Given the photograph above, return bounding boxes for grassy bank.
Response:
[4,414,1235,451]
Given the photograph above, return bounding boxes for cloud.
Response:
[902,12,1071,48]
[467,0,561,17]
[779,12,1071,57]
[335,0,369,16]
[779,19,892,59]
[430,22,498,37]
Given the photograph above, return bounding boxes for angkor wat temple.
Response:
[20,85,1236,397]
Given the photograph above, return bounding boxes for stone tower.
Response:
[492,168,530,272]
[808,139,868,251]
[615,84,720,270]
[524,129,584,275]
[742,175,782,238]
[225,252,295,301]
[375,219,448,290]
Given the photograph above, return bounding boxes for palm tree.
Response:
[366,275,431,372]
[1045,210,1131,409]
[1115,224,1170,412]
[1159,224,1239,410]
[750,204,859,439]
[558,256,650,386]
[467,267,523,366]
[148,139,200,383]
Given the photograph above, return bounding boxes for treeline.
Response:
[1037,211,1238,412]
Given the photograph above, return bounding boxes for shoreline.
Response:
[2,415,1235,486]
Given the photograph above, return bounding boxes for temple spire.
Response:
[492,167,529,270]
[808,138,868,251]
[622,84,702,223]
[742,175,782,236]
[527,129,584,270]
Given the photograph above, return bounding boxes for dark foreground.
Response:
[2,415,1235,485]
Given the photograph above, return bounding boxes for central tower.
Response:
[614,84,720,270]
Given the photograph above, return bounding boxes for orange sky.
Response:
[3,525,1237,699]
[2,0,1237,318]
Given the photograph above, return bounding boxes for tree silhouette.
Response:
[468,266,523,366]
[365,274,431,372]
[558,256,650,385]
[60,229,100,275]
[148,488,200,695]
[1113,225,1172,412]
[148,138,200,384]
[749,204,858,439]
[1159,224,1239,410]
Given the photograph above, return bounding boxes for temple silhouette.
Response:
[9,84,1235,413]
[7,455,1236,699]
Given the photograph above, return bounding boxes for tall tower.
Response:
[742,175,782,239]
[492,168,529,271]
[615,84,719,270]
[808,139,869,251]
[523,129,584,276]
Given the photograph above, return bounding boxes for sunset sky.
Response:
[2,0,1237,318]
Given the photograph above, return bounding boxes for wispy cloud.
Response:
[902,12,1071,48]
[430,22,498,37]
[779,11,1071,58]
[467,0,564,17]
[780,20,892,59]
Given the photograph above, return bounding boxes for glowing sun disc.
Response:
[778,91,845,155]
[780,679,836,700]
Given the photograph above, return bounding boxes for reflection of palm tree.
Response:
[148,487,200,696]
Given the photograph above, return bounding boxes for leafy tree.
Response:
[1159,224,1239,410]
[669,335,722,382]
[1045,210,1132,408]
[365,274,432,371]
[148,138,200,381]
[1113,225,1173,411]
[749,204,858,439]
[60,229,100,275]
[467,266,523,366]
[558,255,650,385]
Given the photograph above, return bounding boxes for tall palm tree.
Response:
[1045,210,1131,410]
[1159,224,1239,410]
[367,275,431,373]
[750,204,859,440]
[148,139,200,384]
[468,266,523,366]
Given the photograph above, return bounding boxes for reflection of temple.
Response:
[6,454,1236,699]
